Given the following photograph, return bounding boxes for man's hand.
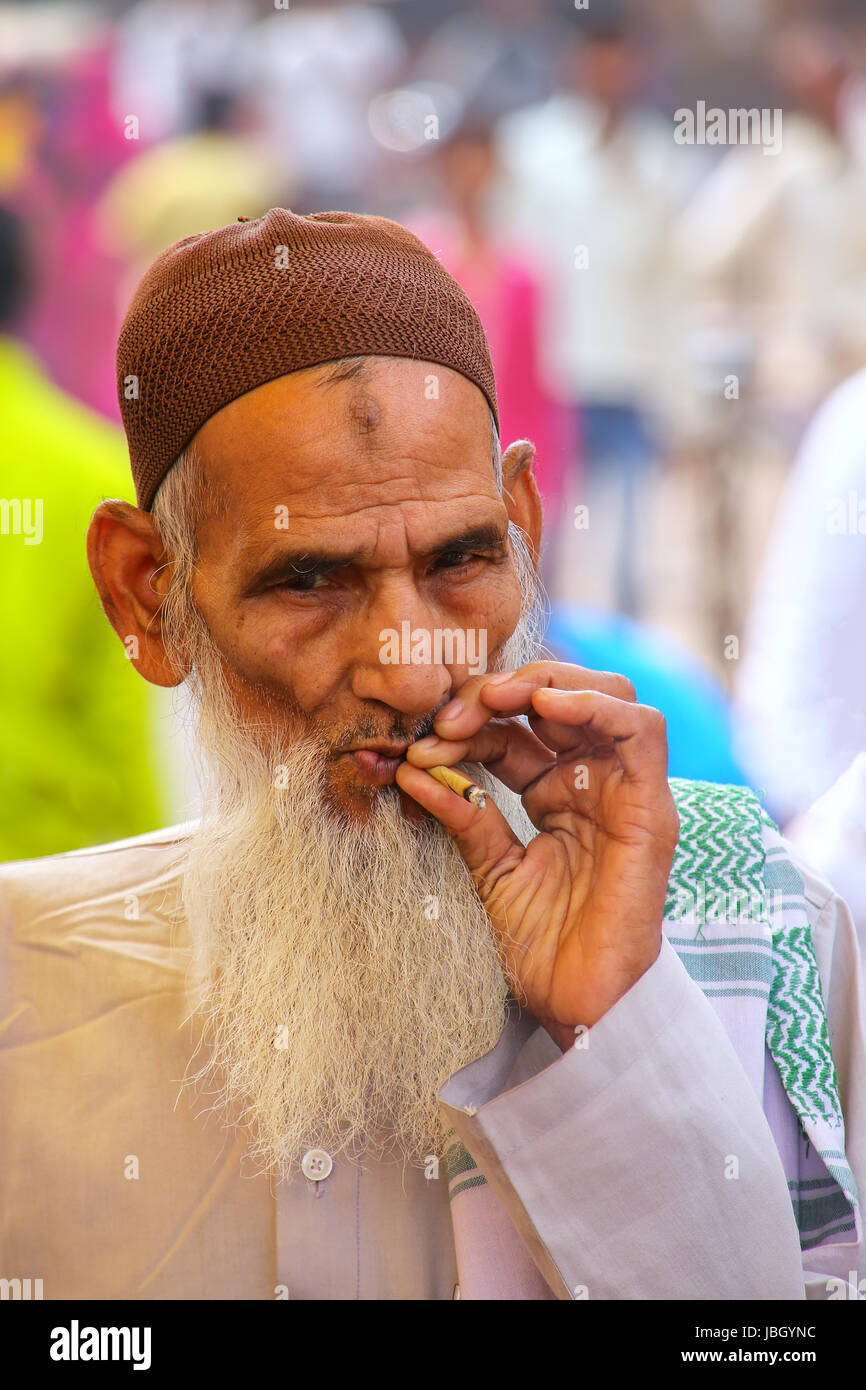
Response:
[395,663,680,1049]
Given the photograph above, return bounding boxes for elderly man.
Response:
[1,210,863,1301]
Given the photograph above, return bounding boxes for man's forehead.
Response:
[192,357,496,523]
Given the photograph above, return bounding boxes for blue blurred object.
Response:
[545,604,746,787]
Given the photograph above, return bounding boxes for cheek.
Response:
[193,573,350,721]
[233,609,355,713]
[189,583,310,706]
[475,572,524,658]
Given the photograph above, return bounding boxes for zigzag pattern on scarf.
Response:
[666,778,844,1134]
[768,923,842,1127]
[664,778,765,928]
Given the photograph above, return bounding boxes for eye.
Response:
[277,570,329,592]
[434,549,476,570]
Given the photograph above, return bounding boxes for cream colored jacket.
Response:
[1,824,864,1300]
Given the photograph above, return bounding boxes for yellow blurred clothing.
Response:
[0,335,165,859]
[96,130,285,274]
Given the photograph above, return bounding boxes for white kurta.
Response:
[0,812,863,1300]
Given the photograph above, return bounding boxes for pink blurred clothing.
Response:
[408,211,576,531]
[12,43,133,422]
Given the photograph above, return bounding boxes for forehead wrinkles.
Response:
[262,455,493,507]
[193,385,499,562]
[210,406,487,492]
[259,492,506,571]
[230,453,502,542]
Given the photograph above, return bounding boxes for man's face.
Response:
[88,348,544,1175]
[188,357,522,820]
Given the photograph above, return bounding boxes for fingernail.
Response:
[437,699,463,721]
[411,735,440,749]
[484,672,515,686]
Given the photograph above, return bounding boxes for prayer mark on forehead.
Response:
[350,394,381,438]
[314,358,382,442]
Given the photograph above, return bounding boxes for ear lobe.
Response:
[86,500,189,688]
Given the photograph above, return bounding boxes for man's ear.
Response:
[501,438,543,569]
[86,500,189,688]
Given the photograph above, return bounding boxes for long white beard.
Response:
[177,525,546,1181]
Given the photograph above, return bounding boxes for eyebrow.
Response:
[241,524,509,594]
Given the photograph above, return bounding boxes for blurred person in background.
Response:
[676,16,866,441]
[406,112,575,587]
[490,6,690,617]
[96,85,286,308]
[734,365,866,960]
[412,0,568,125]
[0,205,166,860]
[1,45,132,422]
[236,0,405,210]
[111,0,255,145]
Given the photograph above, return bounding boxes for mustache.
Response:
[323,649,524,760]
[328,709,441,758]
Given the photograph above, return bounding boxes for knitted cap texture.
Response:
[117,208,500,510]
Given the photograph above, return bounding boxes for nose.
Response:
[349,607,453,717]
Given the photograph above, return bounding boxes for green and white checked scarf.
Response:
[664,778,857,1250]
[446,779,859,1263]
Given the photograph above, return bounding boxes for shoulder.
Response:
[0,823,194,940]
[668,776,764,820]
[759,815,862,1009]
[0,825,196,1048]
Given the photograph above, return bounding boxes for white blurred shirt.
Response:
[675,103,866,416]
[786,753,866,973]
[238,3,405,192]
[491,95,690,412]
[735,368,866,823]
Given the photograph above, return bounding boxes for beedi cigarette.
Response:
[425,764,487,808]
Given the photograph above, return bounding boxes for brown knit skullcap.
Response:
[117,208,500,511]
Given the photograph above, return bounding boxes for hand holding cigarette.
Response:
[395,662,679,1047]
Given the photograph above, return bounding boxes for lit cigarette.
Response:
[425,764,487,808]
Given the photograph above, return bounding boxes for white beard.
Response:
[177,525,546,1181]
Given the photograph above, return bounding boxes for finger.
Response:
[526,709,621,756]
[528,711,631,756]
[394,759,524,886]
[520,754,609,827]
[405,720,557,795]
[528,688,670,784]
[434,663,637,742]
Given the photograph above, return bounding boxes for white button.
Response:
[301,1148,333,1182]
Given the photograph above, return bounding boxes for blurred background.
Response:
[3,0,866,912]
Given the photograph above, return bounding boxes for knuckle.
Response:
[590,668,635,700]
[548,661,593,685]
[457,670,495,699]
[613,674,637,702]
[641,704,667,736]
[519,661,549,682]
